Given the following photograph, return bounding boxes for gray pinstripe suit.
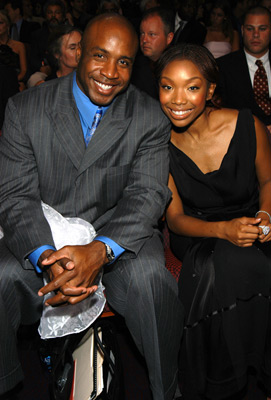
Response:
[0,73,183,399]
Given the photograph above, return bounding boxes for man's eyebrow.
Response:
[90,46,134,62]
[244,24,269,27]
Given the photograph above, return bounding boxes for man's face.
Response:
[71,0,85,14]
[242,13,271,58]
[46,5,64,26]
[4,3,18,23]
[76,19,138,106]
[140,15,173,62]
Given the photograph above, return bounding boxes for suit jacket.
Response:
[216,49,271,126]
[0,73,171,268]
[19,19,40,44]
[172,19,207,46]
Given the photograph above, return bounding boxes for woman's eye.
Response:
[188,86,199,91]
[161,85,172,90]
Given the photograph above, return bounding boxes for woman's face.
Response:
[59,31,82,70]
[0,16,9,36]
[210,7,225,28]
[159,59,215,128]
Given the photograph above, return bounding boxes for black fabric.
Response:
[169,109,271,399]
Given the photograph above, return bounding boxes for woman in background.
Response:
[0,10,27,90]
[156,43,271,399]
[204,0,239,58]
[45,25,82,81]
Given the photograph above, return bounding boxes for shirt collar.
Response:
[245,49,269,68]
[72,71,109,127]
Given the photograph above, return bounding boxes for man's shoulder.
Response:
[217,49,244,67]
[10,74,72,108]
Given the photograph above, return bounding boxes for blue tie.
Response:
[85,107,103,146]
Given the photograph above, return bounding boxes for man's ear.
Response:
[206,83,216,100]
[76,43,82,63]
[167,32,174,46]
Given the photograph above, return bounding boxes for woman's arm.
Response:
[16,42,27,83]
[166,173,260,247]
[254,116,271,242]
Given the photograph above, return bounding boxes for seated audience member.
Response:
[0,10,27,90]
[172,0,207,45]
[4,0,40,44]
[204,0,239,58]
[96,0,123,15]
[29,0,66,77]
[70,0,92,30]
[44,25,82,81]
[0,64,18,130]
[131,6,174,99]
[260,0,271,12]
[216,6,271,131]
[0,13,183,400]
[156,42,271,400]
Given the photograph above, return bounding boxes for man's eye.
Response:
[188,86,199,91]
[94,53,104,59]
[119,59,130,67]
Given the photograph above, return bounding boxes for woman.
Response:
[45,25,82,81]
[0,10,27,90]
[203,0,239,58]
[156,43,271,399]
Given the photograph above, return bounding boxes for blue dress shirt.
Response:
[29,72,124,272]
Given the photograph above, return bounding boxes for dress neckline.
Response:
[170,111,240,176]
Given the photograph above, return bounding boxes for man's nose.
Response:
[101,60,119,79]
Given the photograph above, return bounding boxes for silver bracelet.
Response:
[255,210,271,223]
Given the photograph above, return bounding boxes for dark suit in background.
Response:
[216,50,271,126]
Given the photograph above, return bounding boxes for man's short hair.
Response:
[43,0,66,17]
[243,5,271,25]
[5,0,23,14]
[141,7,175,36]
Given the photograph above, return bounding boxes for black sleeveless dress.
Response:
[169,109,271,399]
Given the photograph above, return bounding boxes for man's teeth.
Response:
[171,109,191,116]
[95,81,113,89]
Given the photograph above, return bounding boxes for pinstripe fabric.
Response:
[0,73,184,398]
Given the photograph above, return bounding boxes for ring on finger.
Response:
[259,225,270,235]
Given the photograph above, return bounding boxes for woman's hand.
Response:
[257,217,271,243]
[222,217,261,247]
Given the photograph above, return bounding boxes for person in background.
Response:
[28,0,67,84]
[204,0,239,58]
[131,6,174,98]
[69,0,92,30]
[216,6,271,133]
[44,25,82,81]
[96,0,123,15]
[156,42,271,400]
[0,10,27,90]
[172,0,207,45]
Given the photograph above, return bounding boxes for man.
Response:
[29,0,66,76]
[131,7,174,98]
[216,6,271,128]
[4,0,39,44]
[70,0,92,30]
[0,13,183,400]
[172,0,207,46]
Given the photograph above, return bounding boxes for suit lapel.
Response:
[46,76,133,173]
[78,88,132,174]
[46,75,86,170]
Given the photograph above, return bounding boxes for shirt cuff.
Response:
[28,245,56,273]
[94,236,124,262]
